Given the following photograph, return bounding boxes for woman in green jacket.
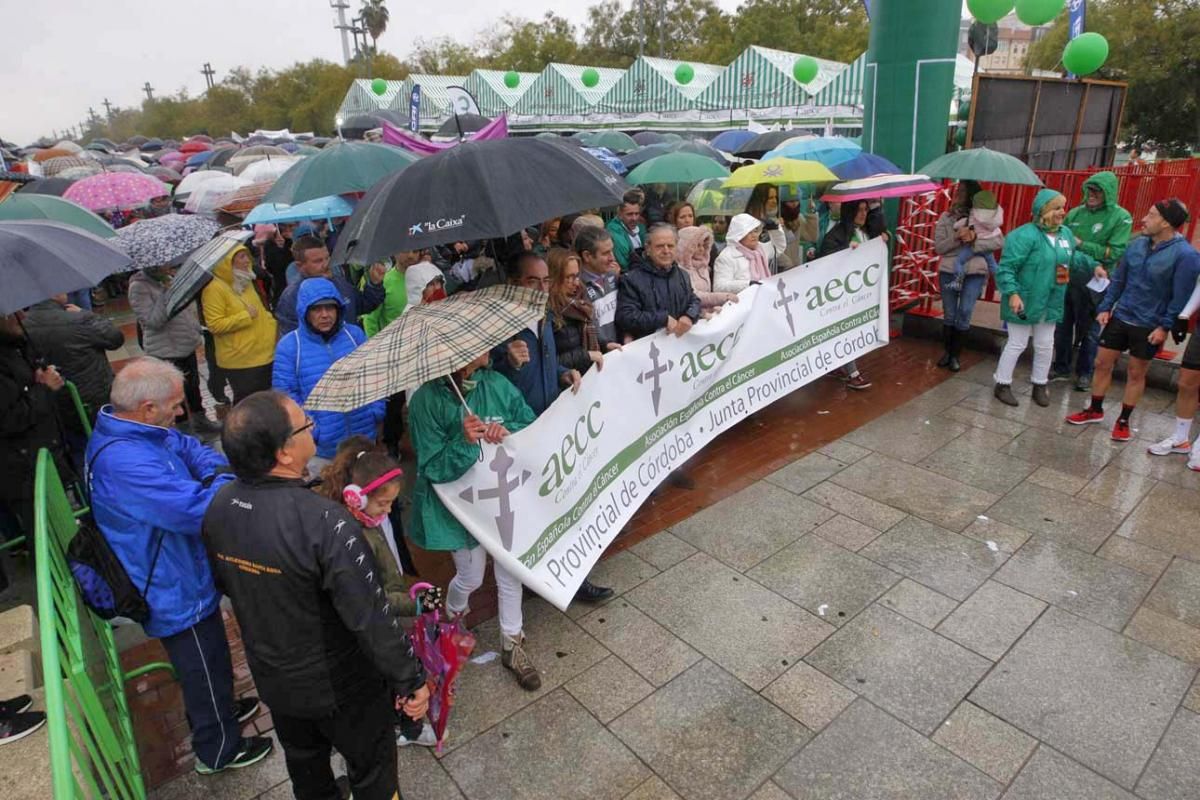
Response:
[993,189,1099,407]
[407,354,541,690]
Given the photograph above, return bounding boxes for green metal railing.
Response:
[34,448,174,799]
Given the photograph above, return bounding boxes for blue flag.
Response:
[1067,0,1087,78]
[409,85,421,133]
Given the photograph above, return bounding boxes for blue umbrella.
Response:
[830,152,902,181]
[710,130,756,153]
[762,136,861,167]
[185,150,216,168]
[0,220,132,314]
[243,195,356,226]
[581,147,628,175]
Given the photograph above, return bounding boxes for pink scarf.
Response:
[734,240,771,282]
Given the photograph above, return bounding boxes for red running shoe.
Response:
[1111,419,1133,442]
[1065,408,1104,425]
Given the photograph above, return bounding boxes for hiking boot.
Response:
[1188,447,1200,472]
[1111,419,1133,442]
[845,373,872,390]
[1066,408,1105,425]
[1074,374,1092,392]
[396,720,437,747]
[574,579,614,604]
[0,712,45,745]
[501,633,542,691]
[1031,384,1050,407]
[194,736,274,775]
[993,383,1019,407]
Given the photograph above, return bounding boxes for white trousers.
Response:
[994,321,1056,386]
[447,547,524,639]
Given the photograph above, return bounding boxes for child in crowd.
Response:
[320,436,438,747]
[952,189,1004,290]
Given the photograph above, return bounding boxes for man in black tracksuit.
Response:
[203,391,428,800]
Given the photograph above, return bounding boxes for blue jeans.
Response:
[1052,285,1101,377]
[159,610,242,770]
[938,271,987,331]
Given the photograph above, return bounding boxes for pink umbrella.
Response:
[63,172,170,212]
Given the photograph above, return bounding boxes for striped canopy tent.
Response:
[387,74,470,129]
[336,79,405,121]
[512,64,625,117]
[811,53,866,109]
[464,70,538,116]
[694,46,845,112]
[596,56,723,115]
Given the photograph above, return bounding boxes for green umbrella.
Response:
[627,153,730,186]
[261,141,420,205]
[0,194,115,238]
[918,147,1043,187]
[580,130,639,154]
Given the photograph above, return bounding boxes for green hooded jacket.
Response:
[995,189,1097,325]
[360,267,406,337]
[1062,171,1133,283]
[407,368,536,552]
[605,216,647,272]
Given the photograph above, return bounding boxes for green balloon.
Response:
[504,71,520,89]
[955,127,967,147]
[581,68,600,88]
[1015,0,1064,26]
[1063,32,1109,75]
[674,63,695,85]
[371,77,387,96]
[957,101,971,121]
[792,56,819,84]
[967,0,1014,24]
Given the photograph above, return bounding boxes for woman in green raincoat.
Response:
[407,353,543,691]
[993,189,1099,408]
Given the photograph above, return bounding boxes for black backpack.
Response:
[67,440,164,623]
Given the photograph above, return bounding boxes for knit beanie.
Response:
[1155,198,1189,230]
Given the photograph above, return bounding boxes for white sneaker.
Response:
[1189,449,1200,472]
[396,721,437,747]
[1148,437,1191,456]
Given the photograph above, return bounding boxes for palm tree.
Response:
[360,0,389,53]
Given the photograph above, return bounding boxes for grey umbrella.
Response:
[0,220,132,314]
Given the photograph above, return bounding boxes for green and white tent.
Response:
[387,74,469,128]
[512,64,625,117]
[596,57,723,115]
[694,46,845,112]
[811,54,866,109]
[336,79,406,121]
[464,70,538,116]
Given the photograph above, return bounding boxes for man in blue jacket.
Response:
[1068,199,1200,440]
[274,236,387,336]
[273,277,385,475]
[87,357,272,774]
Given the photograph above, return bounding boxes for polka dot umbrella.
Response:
[63,172,170,212]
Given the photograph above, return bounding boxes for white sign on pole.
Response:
[436,240,891,610]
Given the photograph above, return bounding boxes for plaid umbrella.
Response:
[215,181,274,218]
[42,156,99,177]
[305,284,549,412]
[114,214,221,270]
[32,147,75,162]
[63,172,170,211]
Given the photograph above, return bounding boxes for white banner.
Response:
[435,240,890,610]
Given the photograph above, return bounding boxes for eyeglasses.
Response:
[521,276,552,289]
[288,416,315,439]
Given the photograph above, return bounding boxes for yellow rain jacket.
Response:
[200,246,277,369]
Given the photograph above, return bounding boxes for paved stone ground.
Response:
[144,352,1200,800]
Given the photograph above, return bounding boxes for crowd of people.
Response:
[1,141,1198,800]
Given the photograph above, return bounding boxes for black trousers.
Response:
[168,352,205,420]
[201,329,231,404]
[224,364,274,405]
[273,685,400,800]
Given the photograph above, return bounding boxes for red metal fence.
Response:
[893,158,1200,316]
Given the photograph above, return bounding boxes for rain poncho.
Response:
[200,245,276,368]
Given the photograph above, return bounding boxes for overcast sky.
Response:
[1,0,974,145]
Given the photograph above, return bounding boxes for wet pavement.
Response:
[126,339,1200,800]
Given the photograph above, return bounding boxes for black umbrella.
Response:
[0,220,132,314]
[434,113,492,140]
[734,130,808,159]
[632,131,667,146]
[332,138,629,265]
[206,146,241,170]
[18,177,75,196]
